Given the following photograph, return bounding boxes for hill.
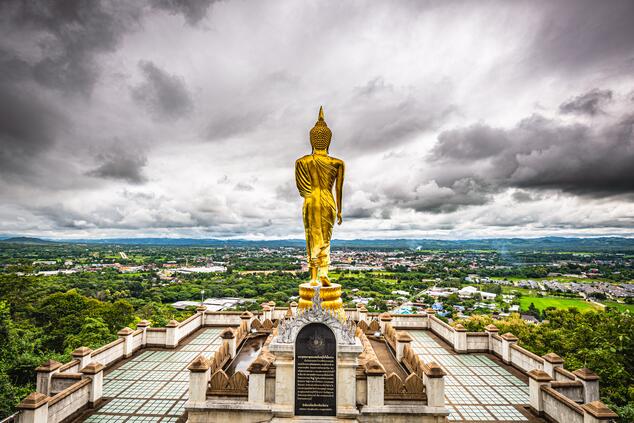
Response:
[0,237,57,245]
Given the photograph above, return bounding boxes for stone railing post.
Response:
[268,342,294,415]
[35,360,61,396]
[395,331,413,362]
[542,353,564,378]
[17,392,49,423]
[166,320,179,348]
[72,347,93,370]
[221,328,237,359]
[290,301,298,316]
[500,332,518,364]
[574,368,601,403]
[117,327,134,358]
[261,305,272,321]
[81,362,104,406]
[196,305,207,327]
[354,303,362,321]
[453,324,467,353]
[188,355,211,403]
[247,356,270,404]
[425,308,436,329]
[337,341,363,417]
[527,369,552,415]
[379,313,392,334]
[136,320,150,347]
[358,305,368,323]
[581,401,619,423]
[365,359,386,407]
[240,311,253,333]
[424,362,446,407]
[484,324,499,352]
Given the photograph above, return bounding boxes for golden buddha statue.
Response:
[295,106,345,312]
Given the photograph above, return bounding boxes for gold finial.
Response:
[318,105,325,122]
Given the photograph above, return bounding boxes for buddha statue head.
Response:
[310,106,332,152]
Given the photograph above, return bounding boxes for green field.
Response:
[519,296,601,312]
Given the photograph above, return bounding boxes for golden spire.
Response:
[318,105,325,122]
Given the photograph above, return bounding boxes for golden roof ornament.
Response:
[309,106,332,151]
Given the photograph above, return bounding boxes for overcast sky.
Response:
[1,0,633,240]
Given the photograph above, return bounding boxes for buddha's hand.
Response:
[337,213,343,225]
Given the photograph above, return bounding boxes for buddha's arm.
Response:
[336,161,345,224]
[295,159,311,197]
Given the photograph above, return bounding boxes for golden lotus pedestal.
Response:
[298,282,343,312]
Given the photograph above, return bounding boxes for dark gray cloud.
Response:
[87,150,148,184]
[512,190,541,203]
[131,61,194,120]
[559,89,613,116]
[337,77,455,155]
[0,0,139,188]
[153,0,218,25]
[0,79,65,179]
[1,0,140,95]
[429,104,634,197]
[527,0,634,74]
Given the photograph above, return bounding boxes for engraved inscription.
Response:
[294,323,336,416]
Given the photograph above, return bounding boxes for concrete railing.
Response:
[509,343,544,373]
[90,338,124,367]
[18,305,254,423]
[541,386,584,423]
[18,362,104,423]
[47,378,91,423]
[465,332,489,352]
[428,315,455,346]
[387,310,618,421]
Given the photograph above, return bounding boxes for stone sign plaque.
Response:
[294,323,337,416]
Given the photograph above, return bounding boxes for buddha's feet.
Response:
[319,275,331,286]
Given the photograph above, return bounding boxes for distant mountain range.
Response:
[0,237,57,245]
[1,235,633,252]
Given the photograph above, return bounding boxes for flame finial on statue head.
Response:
[310,106,332,151]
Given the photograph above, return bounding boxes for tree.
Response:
[64,317,114,351]
[527,302,540,320]
[99,299,135,332]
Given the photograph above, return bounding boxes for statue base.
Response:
[298,283,343,312]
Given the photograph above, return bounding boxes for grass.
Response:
[519,295,601,312]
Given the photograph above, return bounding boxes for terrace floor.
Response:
[407,330,542,422]
[77,327,223,423]
[73,326,542,422]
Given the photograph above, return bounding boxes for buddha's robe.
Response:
[295,153,340,269]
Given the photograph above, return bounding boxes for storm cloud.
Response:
[153,0,218,25]
[1,0,633,239]
[1,0,140,95]
[132,61,193,120]
[87,149,148,184]
[429,106,634,197]
[559,89,613,116]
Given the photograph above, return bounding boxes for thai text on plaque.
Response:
[294,323,336,416]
